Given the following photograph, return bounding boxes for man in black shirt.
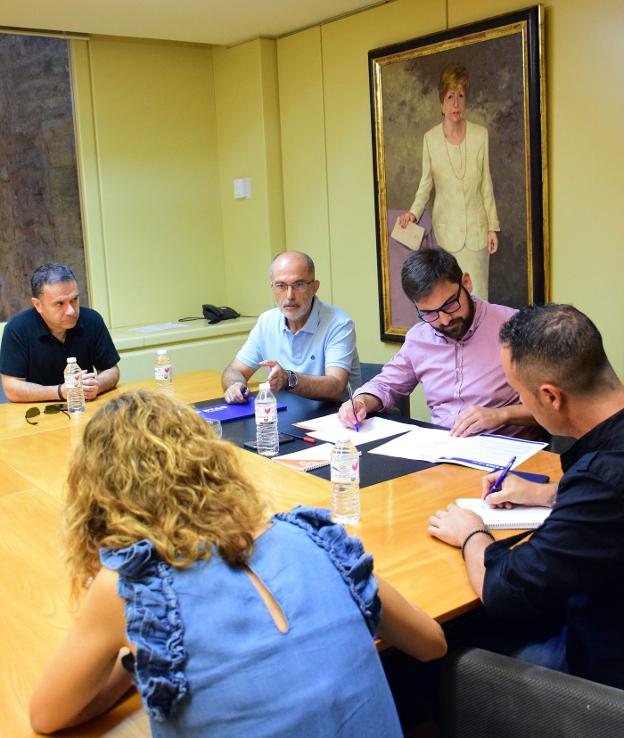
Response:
[428,304,624,689]
[0,263,120,403]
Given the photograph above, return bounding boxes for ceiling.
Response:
[0,0,390,46]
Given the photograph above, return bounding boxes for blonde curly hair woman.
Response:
[31,391,445,736]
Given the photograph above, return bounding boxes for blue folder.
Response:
[195,398,287,423]
[511,470,550,484]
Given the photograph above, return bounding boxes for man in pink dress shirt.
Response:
[339,247,539,438]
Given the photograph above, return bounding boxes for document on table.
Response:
[369,426,547,470]
[272,443,335,472]
[294,413,411,447]
[456,498,551,529]
[128,322,189,333]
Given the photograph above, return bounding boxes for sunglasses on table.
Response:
[25,403,70,425]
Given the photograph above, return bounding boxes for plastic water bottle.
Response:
[255,382,279,457]
[64,357,85,415]
[154,349,172,386]
[331,432,360,524]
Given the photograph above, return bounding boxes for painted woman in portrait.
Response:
[399,63,500,299]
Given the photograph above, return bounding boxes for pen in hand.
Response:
[485,455,516,498]
[347,381,359,432]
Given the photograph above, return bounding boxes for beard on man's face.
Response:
[434,291,475,340]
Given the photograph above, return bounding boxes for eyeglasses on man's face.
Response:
[415,282,464,323]
[25,403,70,425]
[270,280,315,293]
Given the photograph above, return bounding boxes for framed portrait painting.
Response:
[369,5,548,341]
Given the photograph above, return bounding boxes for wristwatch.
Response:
[286,370,298,390]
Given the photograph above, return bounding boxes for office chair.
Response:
[440,647,624,738]
[360,362,410,419]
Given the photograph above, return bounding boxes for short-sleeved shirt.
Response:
[101,507,402,737]
[0,307,120,386]
[482,408,624,689]
[236,297,362,389]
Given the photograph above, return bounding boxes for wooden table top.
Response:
[0,371,562,737]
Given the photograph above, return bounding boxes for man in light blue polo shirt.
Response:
[222,251,360,403]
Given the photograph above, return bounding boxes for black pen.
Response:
[485,455,516,498]
[347,381,359,432]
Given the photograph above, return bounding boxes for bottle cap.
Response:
[66,357,77,363]
[157,348,167,355]
[259,381,270,390]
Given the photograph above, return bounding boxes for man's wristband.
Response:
[461,529,495,559]
[57,383,64,401]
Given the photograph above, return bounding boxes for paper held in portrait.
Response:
[390,217,425,250]
[369,426,547,471]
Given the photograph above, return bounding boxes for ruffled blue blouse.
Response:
[101,506,402,738]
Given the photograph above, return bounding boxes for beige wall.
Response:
[277,0,624,419]
[72,36,225,329]
[12,0,620,391]
[277,27,333,295]
[213,38,285,317]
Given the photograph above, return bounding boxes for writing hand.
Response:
[450,405,502,437]
[338,397,367,429]
[482,473,557,509]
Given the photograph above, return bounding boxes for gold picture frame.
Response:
[369,6,548,341]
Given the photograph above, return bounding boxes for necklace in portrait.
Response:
[444,129,467,181]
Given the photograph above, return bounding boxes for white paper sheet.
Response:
[272,443,334,471]
[294,413,411,447]
[369,426,547,470]
[457,498,551,529]
[128,322,189,333]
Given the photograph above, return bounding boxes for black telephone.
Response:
[202,304,240,324]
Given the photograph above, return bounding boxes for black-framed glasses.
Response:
[415,283,464,323]
[270,280,315,293]
[25,403,70,425]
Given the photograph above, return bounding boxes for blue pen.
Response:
[486,455,516,497]
[347,382,359,432]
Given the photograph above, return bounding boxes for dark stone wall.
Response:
[0,34,87,321]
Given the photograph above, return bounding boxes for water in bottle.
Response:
[255,382,279,457]
[64,357,85,415]
[154,349,172,386]
[331,432,360,524]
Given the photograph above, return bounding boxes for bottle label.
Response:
[64,373,82,389]
[331,458,359,484]
[155,365,172,382]
[255,405,276,423]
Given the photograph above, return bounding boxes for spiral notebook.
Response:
[271,443,334,472]
[456,498,551,530]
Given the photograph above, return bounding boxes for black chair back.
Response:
[360,362,410,419]
[440,648,624,738]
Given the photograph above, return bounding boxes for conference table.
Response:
[0,370,562,737]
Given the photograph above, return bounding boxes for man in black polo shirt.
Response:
[428,304,624,689]
[0,263,120,403]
